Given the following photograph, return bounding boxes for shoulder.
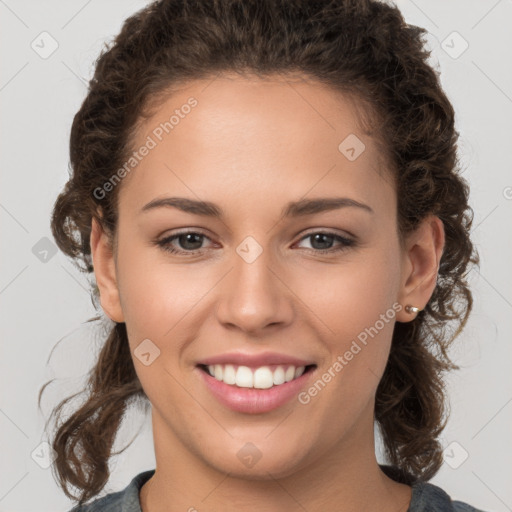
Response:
[411,480,488,512]
[67,469,155,512]
[379,464,488,512]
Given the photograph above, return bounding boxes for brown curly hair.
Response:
[39,0,479,506]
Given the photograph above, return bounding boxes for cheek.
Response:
[296,239,401,389]
[296,240,401,336]
[115,238,208,336]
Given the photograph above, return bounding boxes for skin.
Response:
[90,73,445,512]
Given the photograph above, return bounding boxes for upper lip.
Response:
[198,351,316,368]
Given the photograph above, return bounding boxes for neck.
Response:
[141,408,412,512]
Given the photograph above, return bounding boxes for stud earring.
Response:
[405,305,421,314]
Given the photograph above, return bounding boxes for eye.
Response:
[295,231,356,254]
[155,229,356,256]
[156,230,213,255]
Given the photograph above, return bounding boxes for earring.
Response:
[405,305,421,314]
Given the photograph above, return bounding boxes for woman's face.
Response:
[93,73,436,478]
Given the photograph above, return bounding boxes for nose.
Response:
[214,244,294,335]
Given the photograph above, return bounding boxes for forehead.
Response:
[118,73,394,218]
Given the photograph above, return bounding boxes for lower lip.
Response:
[196,366,315,414]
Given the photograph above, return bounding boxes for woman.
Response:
[42,0,485,510]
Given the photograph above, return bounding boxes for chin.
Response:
[202,441,312,480]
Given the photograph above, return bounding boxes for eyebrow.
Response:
[141,197,375,219]
[140,196,374,218]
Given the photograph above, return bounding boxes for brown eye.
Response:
[156,231,212,255]
[296,231,355,254]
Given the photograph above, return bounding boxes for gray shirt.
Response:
[69,466,487,511]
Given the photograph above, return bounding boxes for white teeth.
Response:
[294,366,305,379]
[235,366,253,388]
[206,364,307,388]
[273,366,285,385]
[253,367,274,389]
[223,364,236,385]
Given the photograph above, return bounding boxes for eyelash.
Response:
[155,229,356,256]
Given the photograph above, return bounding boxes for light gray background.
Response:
[1,1,511,511]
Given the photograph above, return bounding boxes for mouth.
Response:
[196,363,318,414]
[197,363,317,389]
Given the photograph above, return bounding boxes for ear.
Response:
[395,214,445,323]
[90,218,125,323]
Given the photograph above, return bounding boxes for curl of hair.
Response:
[41,0,479,505]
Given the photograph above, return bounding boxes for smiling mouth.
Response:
[198,363,317,389]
